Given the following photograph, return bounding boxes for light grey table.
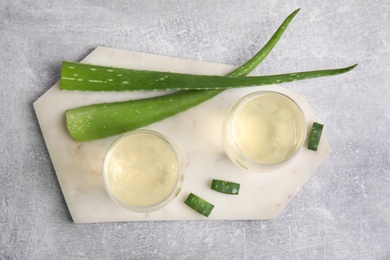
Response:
[1,0,389,259]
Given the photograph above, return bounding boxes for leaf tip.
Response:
[291,8,301,17]
[346,63,359,72]
[351,63,358,69]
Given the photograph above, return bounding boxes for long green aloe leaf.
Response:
[60,60,356,91]
[65,9,299,141]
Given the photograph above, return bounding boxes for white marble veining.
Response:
[33,47,330,223]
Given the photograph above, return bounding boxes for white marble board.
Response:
[33,47,330,223]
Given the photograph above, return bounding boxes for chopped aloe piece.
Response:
[184,193,214,217]
[210,179,240,195]
[308,122,324,151]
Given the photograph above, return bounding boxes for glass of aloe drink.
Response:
[222,91,306,172]
[103,130,184,212]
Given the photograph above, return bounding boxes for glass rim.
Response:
[103,129,184,212]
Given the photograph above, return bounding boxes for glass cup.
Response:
[103,130,185,212]
[222,91,306,172]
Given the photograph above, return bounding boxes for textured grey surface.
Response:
[1,0,389,259]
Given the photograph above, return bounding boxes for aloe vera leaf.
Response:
[60,60,356,91]
[66,9,300,141]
